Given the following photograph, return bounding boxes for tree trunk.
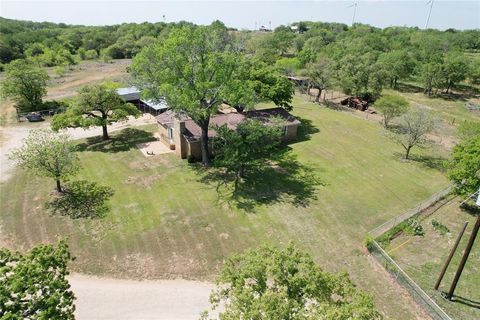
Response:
[102,125,109,140]
[394,77,398,88]
[405,146,412,160]
[383,116,389,129]
[56,179,62,193]
[315,88,322,103]
[199,122,211,166]
[445,81,452,94]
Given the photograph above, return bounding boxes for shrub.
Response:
[364,235,375,252]
[432,219,450,235]
[46,180,114,219]
[377,217,424,246]
[404,218,425,236]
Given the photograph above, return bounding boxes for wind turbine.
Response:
[425,0,435,29]
[347,2,358,26]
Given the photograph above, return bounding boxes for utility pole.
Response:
[446,191,480,300]
[350,2,358,26]
[434,221,468,290]
[425,0,434,29]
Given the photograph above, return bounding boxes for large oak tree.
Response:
[202,243,381,320]
[131,23,293,165]
[51,83,140,140]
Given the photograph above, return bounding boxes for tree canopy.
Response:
[374,94,409,128]
[0,59,49,112]
[202,243,381,320]
[447,135,480,197]
[132,23,293,165]
[0,241,75,320]
[213,119,283,182]
[9,129,80,192]
[1,17,478,98]
[51,83,140,140]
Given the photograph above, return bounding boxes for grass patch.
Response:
[383,197,480,320]
[0,93,450,319]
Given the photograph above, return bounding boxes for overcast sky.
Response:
[1,1,479,30]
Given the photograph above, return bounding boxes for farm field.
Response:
[0,93,451,319]
[384,197,480,320]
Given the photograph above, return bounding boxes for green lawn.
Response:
[385,197,480,320]
[0,94,450,318]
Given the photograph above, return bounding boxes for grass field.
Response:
[384,197,480,320]
[0,93,451,318]
[383,84,480,145]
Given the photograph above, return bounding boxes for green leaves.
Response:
[0,241,75,320]
[0,59,49,112]
[204,243,381,320]
[213,119,282,178]
[51,83,141,139]
[374,94,409,128]
[9,129,81,191]
[447,135,480,197]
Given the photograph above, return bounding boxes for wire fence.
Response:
[16,107,66,122]
[369,241,452,320]
[369,186,452,238]
[368,186,453,320]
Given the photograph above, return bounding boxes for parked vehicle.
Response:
[26,112,44,122]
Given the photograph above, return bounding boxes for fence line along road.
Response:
[368,186,453,320]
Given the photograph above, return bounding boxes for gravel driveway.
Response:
[70,274,216,320]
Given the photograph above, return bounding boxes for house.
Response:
[116,87,169,115]
[156,107,301,160]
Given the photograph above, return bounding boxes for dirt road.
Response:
[70,274,216,320]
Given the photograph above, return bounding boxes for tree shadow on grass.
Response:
[407,154,447,172]
[460,201,480,217]
[391,151,446,171]
[195,150,325,213]
[395,82,424,94]
[76,128,156,153]
[295,116,320,142]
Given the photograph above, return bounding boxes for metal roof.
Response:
[141,99,169,111]
[116,87,141,101]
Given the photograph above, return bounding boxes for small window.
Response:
[282,126,288,136]
[168,128,173,140]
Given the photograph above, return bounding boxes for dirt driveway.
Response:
[0,114,157,183]
[70,274,216,320]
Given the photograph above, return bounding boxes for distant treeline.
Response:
[1,17,479,99]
